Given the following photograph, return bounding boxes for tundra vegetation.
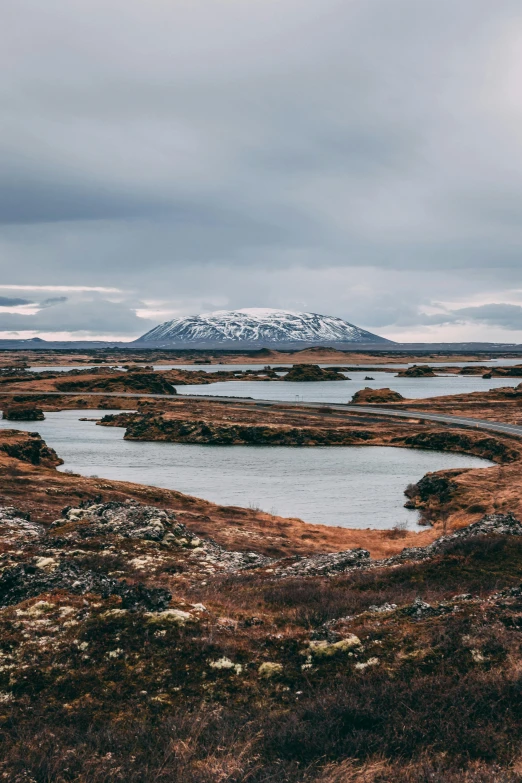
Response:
[1,349,522,780]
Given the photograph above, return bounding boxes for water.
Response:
[26,357,522,374]
[173,370,522,401]
[25,362,522,404]
[0,410,493,530]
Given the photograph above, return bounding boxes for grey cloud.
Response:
[41,297,68,306]
[0,296,33,307]
[357,304,522,332]
[1,0,522,338]
[452,304,522,331]
[0,297,155,336]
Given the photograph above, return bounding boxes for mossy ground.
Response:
[0,512,521,782]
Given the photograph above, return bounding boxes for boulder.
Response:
[351,387,404,404]
[396,365,436,377]
[283,364,345,382]
[2,406,45,421]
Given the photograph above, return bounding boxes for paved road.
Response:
[6,390,522,439]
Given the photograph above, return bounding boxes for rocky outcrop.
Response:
[398,431,519,463]
[269,513,522,578]
[101,413,374,446]
[396,365,436,377]
[282,364,345,382]
[0,507,45,541]
[386,513,522,566]
[0,367,32,379]
[274,548,370,577]
[56,372,176,395]
[351,387,405,404]
[459,366,488,375]
[0,430,62,467]
[404,472,458,509]
[482,366,522,378]
[52,501,273,572]
[2,405,45,421]
[55,501,181,541]
[0,560,172,611]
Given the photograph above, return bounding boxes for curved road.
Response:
[8,390,522,440]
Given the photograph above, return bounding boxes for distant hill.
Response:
[135,308,392,348]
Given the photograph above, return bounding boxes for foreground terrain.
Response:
[1,351,522,780]
[0,431,521,781]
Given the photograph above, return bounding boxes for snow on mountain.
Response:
[136,308,391,346]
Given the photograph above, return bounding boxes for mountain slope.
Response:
[136,308,391,346]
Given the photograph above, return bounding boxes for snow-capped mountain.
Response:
[136,308,391,347]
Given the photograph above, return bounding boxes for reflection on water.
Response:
[0,410,493,530]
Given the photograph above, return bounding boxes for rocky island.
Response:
[2,405,45,421]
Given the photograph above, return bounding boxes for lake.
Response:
[0,409,493,530]
[175,371,521,401]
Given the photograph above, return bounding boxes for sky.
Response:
[2,0,522,343]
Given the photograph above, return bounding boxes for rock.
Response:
[403,473,456,514]
[56,372,176,395]
[400,598,440,619]
[283,364,345,382]
[53,501,274,573]
[481,365,522,378]
[0,507,45,541]
[59,501,174,542]
[0,560,171,611]
[369,602,397,613]
[217,616,238,629]
[258,662,283,678]
[268,512,522,582]
[396,365,436,377]
[388,513,522,568]
[118,414,370,447]
[400,432,518,463]
[2,406,45,421]
[0,430,62,467]
[351,387,404,404]
[275,548,370,577]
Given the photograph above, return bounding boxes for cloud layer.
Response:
[2,0,522,341]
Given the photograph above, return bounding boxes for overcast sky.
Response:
[2,0,522,342]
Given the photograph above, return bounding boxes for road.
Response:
[6,390,522,439]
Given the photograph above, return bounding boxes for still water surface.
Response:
[27,366,522,400]
[176,372,521,401]
[0,410,493,530]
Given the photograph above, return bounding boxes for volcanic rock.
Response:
[351,387,405,404]
[0,507,45,541]
[283,364,345,382]
[3,406,45,421]
[56,372,176,395]
[0,430,62,466]
[0,560,172,611]
[396,365,436,377]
